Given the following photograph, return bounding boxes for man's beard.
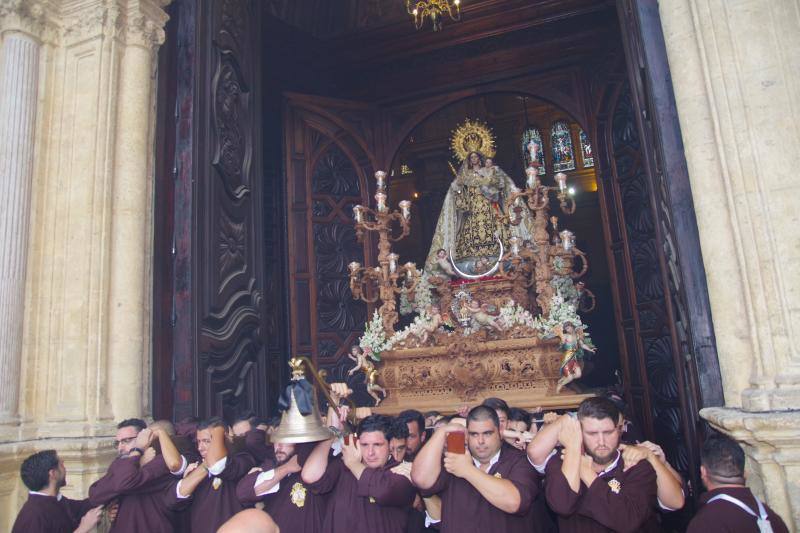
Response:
[57,476,67,489]
[586,447,617,466]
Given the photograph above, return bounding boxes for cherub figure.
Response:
[433,248,456,278]
[554,321,597,393]
[467,300,503,332]
[473,256,492,275]
[417,304,443,344]
[347,345,387,406]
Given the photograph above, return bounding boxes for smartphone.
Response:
[344,434,351,446]
[446,431,466,454]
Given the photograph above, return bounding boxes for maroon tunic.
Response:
[544,452,657,532]
[164,452,256,533]
[244,428,274,464]
[89,454,181,532]
[687,486,789,533]
[235,443,324,533]
[11,493,94,533]
[308,455,416,533]
[418,446,542,533]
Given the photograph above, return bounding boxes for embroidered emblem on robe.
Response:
[212,477,222,490]
[369,497,376,503]
[494,472,503,479]
[607,478,621,494]
[290,482,306,508]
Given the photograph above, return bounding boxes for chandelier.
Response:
[406,0,461,31]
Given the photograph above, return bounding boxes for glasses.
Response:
[114,436,136,447]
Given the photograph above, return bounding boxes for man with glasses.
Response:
[114,418,147,457]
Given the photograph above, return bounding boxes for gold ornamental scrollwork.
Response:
[450,118,496,161]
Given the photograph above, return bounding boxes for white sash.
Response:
[707,493,774,533]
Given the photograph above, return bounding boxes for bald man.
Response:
[218,509,280,533]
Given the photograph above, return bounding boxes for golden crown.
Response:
[450,118,496,162]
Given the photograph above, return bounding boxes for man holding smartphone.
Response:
[410,405,542,532]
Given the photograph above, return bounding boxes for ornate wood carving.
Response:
[284,95,379,407]
[153,0,277,421]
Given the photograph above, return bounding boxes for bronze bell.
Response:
[270,359,335,444]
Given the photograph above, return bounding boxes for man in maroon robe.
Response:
[230,411,274,464]
[301,414,416,533]
[89,420,187,532]
[165,416,256,533]
[12,449,102,533]
[527,397,658,532]
[411,405,542,533]
[236,441,324,532]
[687,434,788,533]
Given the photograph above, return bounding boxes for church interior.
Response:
[1,0,799,530]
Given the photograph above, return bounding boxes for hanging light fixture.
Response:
[406,0,461,31]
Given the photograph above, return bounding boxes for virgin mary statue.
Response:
[425,151,534,276]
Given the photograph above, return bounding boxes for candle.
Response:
[388,253,399,274]
[375,192,387,213]
[353,205,363,223]
[398,200,411,219]
[555,172,567,192]
[525,167,539,189]
[560,230,574,251]
[375,170,387,191]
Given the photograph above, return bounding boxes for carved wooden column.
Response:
[0,16,40,426]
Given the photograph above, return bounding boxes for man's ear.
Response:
[699,465,708,480]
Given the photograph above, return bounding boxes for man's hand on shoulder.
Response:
[74,505,103,533]
[390,461,412,481]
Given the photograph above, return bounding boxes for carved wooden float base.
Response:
[373,336,592,415]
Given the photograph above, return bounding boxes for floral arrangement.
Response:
[498,300,537,330]
[359,311,388,361]
[400,272,433,316]
[385,308,437,349]
[532,294,586,338]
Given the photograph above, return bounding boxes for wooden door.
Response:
[153,0,281,421]
[283,94,383,406]
[589,0,725,516]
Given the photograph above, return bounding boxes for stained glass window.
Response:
[550,121,575,172]
[521,127,546,175]
[580,129,594,168]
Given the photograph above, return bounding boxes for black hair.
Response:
[20,450,59,491]
[481,397,511,418]
[266,415,282,427]
[467,405,500,429]
[577,397,621,423]
[423,411,441,418]
[388,418,410,440]
[508,407,531,427]
[356,414,393,440]
[116,418,147,431]
[397,409,425,435]
[701,434,745,479]
[197,416,228,431]
[231,410,258,427]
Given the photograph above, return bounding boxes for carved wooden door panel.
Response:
[283,94,382,406]
[589,0,724,515]
[192,0,269,420]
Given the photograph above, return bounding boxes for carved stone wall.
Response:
[0,0,171,527]
[660,0,800,528]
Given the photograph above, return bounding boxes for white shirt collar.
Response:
[207,456,227,476]
[597,450,621,476]
[472,449,501,470]
[29,491,62,501]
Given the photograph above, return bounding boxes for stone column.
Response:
[107,16,165,419]
[659,0,800,529]
[0,0,171,528]
[0,31,39,425]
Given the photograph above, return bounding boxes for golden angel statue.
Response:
[347,345,387,406]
